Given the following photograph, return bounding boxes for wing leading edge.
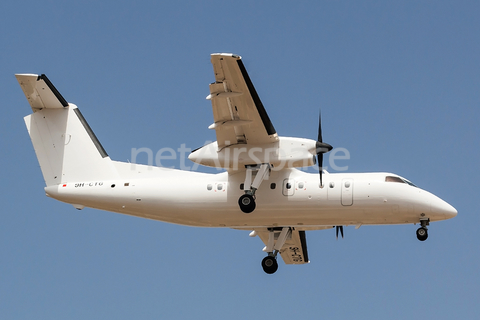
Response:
[207,53,278,149]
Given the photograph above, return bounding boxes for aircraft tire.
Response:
[261,256,278,274]
[238,194,256,213]
[416,227,428,241]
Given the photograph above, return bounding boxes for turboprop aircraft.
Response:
[17,53,457,274]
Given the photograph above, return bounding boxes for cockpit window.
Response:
[385,176,404,183]
[385,176,417,187]
[403,179,417,187]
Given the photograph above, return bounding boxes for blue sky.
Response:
[1,1,479,318]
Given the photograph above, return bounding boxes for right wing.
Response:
[207,54,278,149]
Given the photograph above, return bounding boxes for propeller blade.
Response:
[318,112,323,143]
[315,110,332,187]
[318,153,323,186]
[336,226,344,239]
[318,112,323,186]
[316,111,333,152]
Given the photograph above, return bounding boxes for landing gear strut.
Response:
[260,227,291,274]
[416,218,429,241]
[238,164,271,213]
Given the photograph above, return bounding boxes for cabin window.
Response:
[240,183,244,190]
[286,183,292,189]
[217,184,223,191]
[270,183,276,189]
[345,181,350,188]
[298,182,304,189]
[329,182,335,188]
[207,184,213,190]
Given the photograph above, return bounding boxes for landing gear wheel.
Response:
[261,256,278,274]
[416,227,428,241]
[238,194,256,213]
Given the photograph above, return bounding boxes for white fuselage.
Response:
[44,161,457,229]
[16,68,458,273]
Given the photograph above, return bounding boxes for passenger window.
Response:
[207,184,213,190]
[329,182,335,188]
[240,183,244,190]
[270,183,276,189]
[286,183,292,189]
[298,182,304,189]
[217,184,223,190]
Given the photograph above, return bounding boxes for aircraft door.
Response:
[341,178,353,206]
[282,179,295,196]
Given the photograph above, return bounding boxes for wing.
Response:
[207,53,278,149]
[256,228,310,264]
[16,74,69,111]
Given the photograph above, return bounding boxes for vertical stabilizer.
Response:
[18,74,118,186]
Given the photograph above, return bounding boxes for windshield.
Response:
[385,176,417,187]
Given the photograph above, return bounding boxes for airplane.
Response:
[16,53,457,274]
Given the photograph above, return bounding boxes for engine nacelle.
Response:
[188,136,317,170]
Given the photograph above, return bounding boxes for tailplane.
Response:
[17,74,118,186]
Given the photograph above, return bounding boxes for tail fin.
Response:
[17,74,118,186]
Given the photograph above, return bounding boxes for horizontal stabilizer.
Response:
[16,74,69,111]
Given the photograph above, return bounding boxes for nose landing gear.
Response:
[416,218,429,241]
[416,227,428,241]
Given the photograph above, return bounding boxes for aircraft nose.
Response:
[431,197,457,220]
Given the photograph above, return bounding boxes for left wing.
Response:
[207,53,278,149]
[255,228,310,264]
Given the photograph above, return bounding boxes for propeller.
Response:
[336,226,344,239]
[315,112,333,186]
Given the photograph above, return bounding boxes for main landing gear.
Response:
[416,218,429,241]
[238,164,271,213]
[260,227,291,274]
[238,194,255,213]
[261,256,278,274]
